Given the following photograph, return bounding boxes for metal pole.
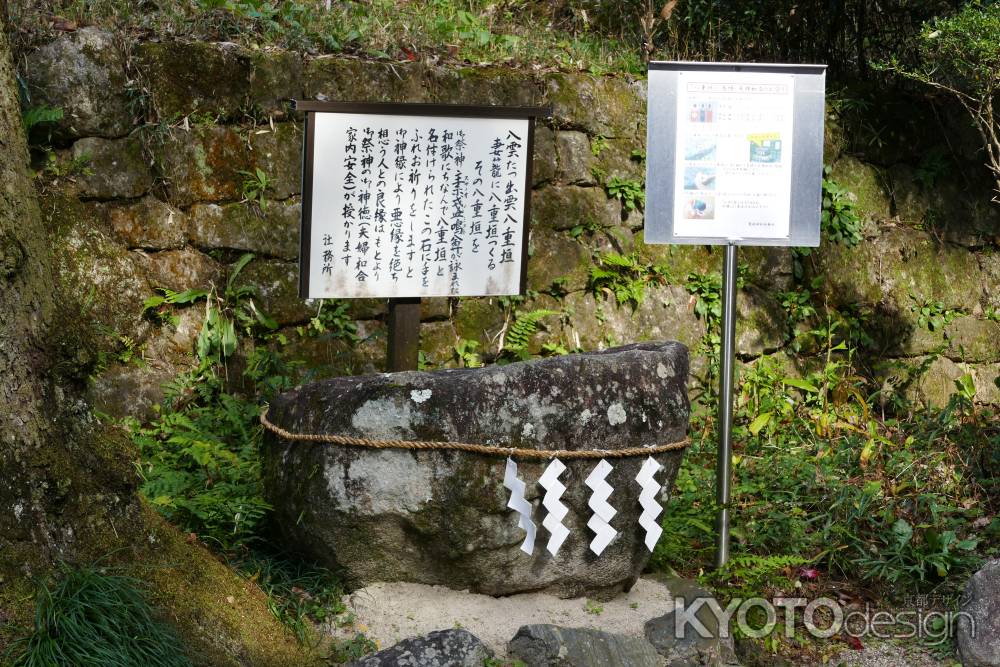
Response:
[715,242,738,569]
[387,297,421,372]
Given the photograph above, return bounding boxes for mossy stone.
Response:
[554,131,598,185]
[543,73,643,139]
[304,57,427,102]
[106,196,186,249]
[944,317,1000,363]
[187,200,300,260]
[427,65,544,107]
[829,155,891,223]
[527,231,590,294]
[532,126,556,185]
[453,297,506,343]
[240,259,311,326]
[532,185,620,232]
[72,135,152,200]
[249,48,303,116]
[156,126,252,207]
[249,122,303,200]
[137,41,253,121]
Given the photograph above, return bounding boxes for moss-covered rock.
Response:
[72,135,152,200]
[532,185,620,232]
[240,259,311,326]
[249,122,302,200]
[527,231,590,294]
[155,126,252,207]
[532,126,556,185]
[944,317,1000,363]
[593,137,645,183]
[559,286,705,354]
[249,48,303,116]
[187,200,299,259]
[22,27,133,139]
[427,65,544,107]
[106,196,186,249]
[419,320,459,367]
[453,297,506,344]
[140,247,222,292]
[555,131,598,185]
[736,287,787,357]
[304,57,427,102]
[278,320,386,380]
[543,73,643,139]
[55,219,152,347]
[829,155,891,223]
[136,41,253,121]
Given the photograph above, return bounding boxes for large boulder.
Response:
[263,342,689,598]
[957,559,1000,667]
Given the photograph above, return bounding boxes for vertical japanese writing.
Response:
[448,130,468,293]
[341,126,358,273]
[500,129,522,265]
[486,136,504,272]
[390,128,407,282]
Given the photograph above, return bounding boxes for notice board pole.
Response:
[715,242,738,569]
[387,297,421,372]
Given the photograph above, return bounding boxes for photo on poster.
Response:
[684,136,717,161]
[684,196,715,220]
[683,166,716,190]
[749,132,782,163]
[686,101,715,123]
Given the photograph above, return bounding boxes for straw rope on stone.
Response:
[259,406,689,460]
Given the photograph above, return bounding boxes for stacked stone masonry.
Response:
[21,29,1000,417]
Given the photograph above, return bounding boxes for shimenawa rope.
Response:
[259,405,688,460]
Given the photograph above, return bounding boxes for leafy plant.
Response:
[328,633,378,663]
[588,251,670,309]
[820,166,863,246]
[22,104,63,143]
[239,167,271,209]
[499,309,559,362]
[882,2,1000,202]
[605,176,645,211]
[909,294,960,331]
[590,134,609,157]
[5,564,190,667]
[453,338,483,367]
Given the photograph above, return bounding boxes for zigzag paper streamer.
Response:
[504,457,537,555]
[585,458,617,555]
[538,458,570,556]
[636,456,664,551]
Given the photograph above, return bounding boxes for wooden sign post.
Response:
[644,62,827,568]
[295,101,549,371]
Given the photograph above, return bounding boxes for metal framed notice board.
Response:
[645,62,827,247]
[644,61,827,569]
[296,101,549,299]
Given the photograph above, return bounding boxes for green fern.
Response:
[588,252,670,309]
[501,309,559,362]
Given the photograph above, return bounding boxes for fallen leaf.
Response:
[661,0,678,20]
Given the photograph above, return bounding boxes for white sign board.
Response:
[297,102,545,299]
[645,62,826,247]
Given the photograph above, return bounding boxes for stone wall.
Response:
[21,28,1000,417]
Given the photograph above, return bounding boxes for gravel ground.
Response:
[328,576,677,657]
[829,641,954,667]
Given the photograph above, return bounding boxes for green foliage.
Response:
[131,389,272,551]
[233,550,345,644]
[328,634,378,663]
[702,554,808,599]
[22,104,63,142]
[590,134,609,157]
[239,167,271,209]
[499,309,559,362]
[298,299,358,342]
[453,338,484,367]
[588,251,670,309]
[605,176,645,211]
[657,323,994,597]
[820,166,863,246]
[909,294,961,331]
[883,2,1000,198]
[5,564,190,667]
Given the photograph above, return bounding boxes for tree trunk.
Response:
[0,25,314,667]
